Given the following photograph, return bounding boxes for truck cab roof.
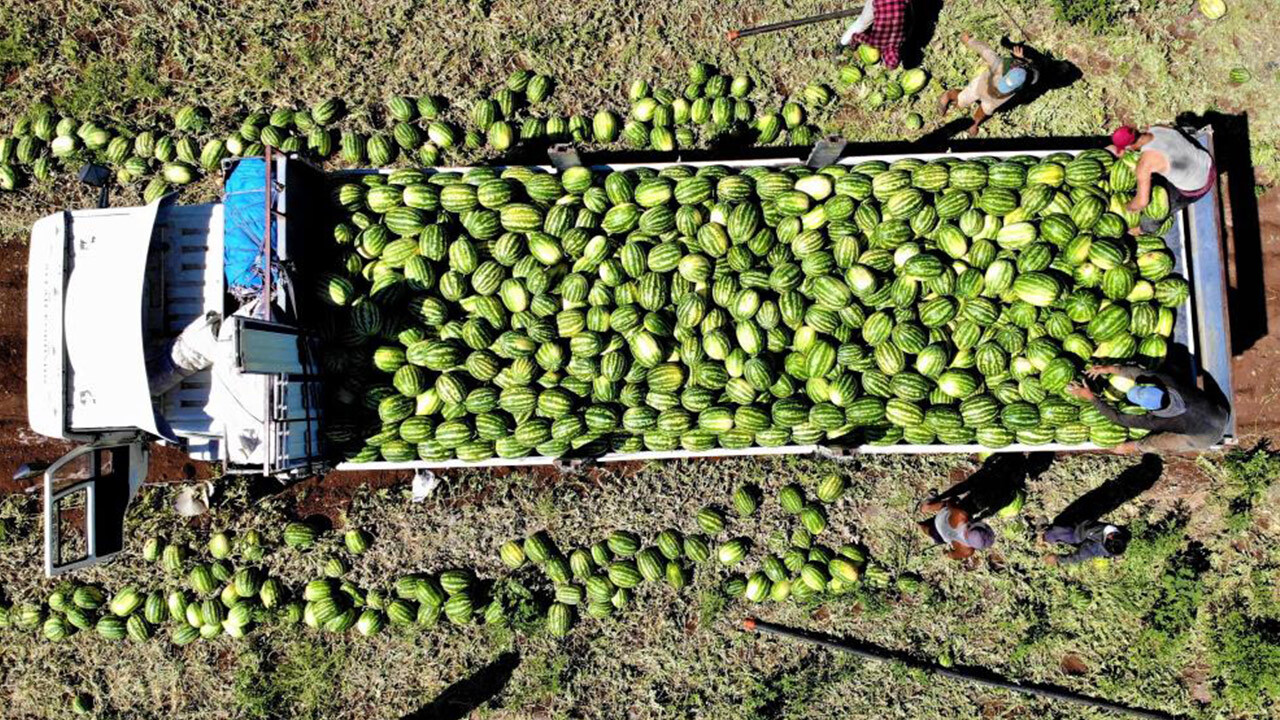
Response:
[27,200,179,443]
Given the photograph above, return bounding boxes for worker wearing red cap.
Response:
[839,0,911,69]
[1108,125,1215,233]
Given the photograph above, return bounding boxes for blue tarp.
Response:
[223,158,279,297]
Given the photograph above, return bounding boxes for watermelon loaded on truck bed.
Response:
[22,136,1235,574]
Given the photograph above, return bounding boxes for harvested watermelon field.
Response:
[3,451,1280,719]
[2,0,1280,718]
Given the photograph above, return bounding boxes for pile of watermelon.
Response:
[0,98,357,198]
[0,60,857,197]
[0,69,567,195]
[318,145,1189,464]
[836,45,931,116]
[0,522,547,644]
[610,61,840,152]
[498,477,902,635]
[0,473,903,644]
[0,55,941,197]
[835,45,931,131]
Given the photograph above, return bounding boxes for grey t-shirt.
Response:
[1144,127,1212,192]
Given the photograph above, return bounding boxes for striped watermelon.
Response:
[1012,273,1062,307]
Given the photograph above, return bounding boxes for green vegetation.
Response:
[1210,612,1280,713]
[1206,442,1280,531]
[1044,0,1135,34]
[1220,442,1280,503]
[1,449,1278,718]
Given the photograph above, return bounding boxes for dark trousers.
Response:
[1140,171,1214,233]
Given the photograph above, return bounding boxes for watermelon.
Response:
[306,146,1184,459]
[284,522,319,549]
[900,68,929,95]
[717,538,749,565]
[1088,304,1131,341]
[1199,0,1226,20]
[816,474,845,503]
[1012,273,1062,307]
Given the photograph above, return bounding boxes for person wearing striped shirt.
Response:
[839,0,911,69]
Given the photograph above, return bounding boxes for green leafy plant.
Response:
[1141,543,1207,659]
[1214,443,1280,531]
[1211,612,1280,712]
[1219,443,1280,501]
[1049,0,1136,34]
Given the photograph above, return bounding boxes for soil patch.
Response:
[1227,186,1280,442]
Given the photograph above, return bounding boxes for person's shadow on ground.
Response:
[1173,110,1268,355]
[916,39,1083,147]
[900,0,945,69]
[933,452,1054,520]
[1050,454,1164,529]
[401,651,520,720]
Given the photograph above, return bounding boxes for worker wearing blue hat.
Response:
[938,33,1039,136]
[1067,364,1231,454]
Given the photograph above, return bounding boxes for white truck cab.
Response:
[22,155,328,575]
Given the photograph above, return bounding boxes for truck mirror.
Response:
[13,461,51,481]
[77,163,111,187]
[77,163,112,208]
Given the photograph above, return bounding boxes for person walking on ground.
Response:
[938,33,1039,136]
[1066,364,1231,453]
[1043,521,1130,566]
[917,495,995,561]
[839,0,911,70]
[1108,125,1215,233]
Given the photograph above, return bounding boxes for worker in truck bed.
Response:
[838,0,910,69]
[937,33,1038,136]
[1066,364,1231,453]
[1108,125,1215,234]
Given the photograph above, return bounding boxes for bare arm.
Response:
[964,37,1003,73]
[1099,364,1144,380]
[1131,153,1158,210]
[1089,396,1169,430]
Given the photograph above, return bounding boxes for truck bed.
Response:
[330,137,1233,472]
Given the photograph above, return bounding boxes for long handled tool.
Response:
[727,8,864,41]
[742,618,1177,720]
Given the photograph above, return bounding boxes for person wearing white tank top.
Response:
[917,497,995,561]
[1108,125,1215,233]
